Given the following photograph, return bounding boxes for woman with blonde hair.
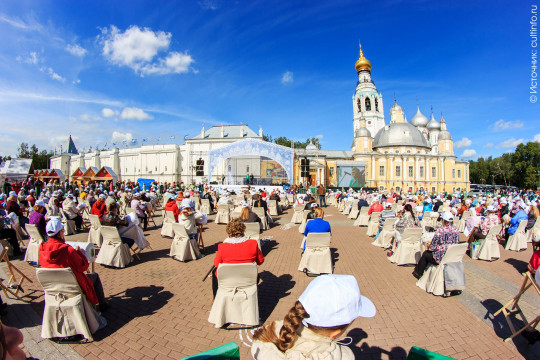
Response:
[252,274,375,359]
[238,202,261,225]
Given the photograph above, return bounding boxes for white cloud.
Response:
[0,13,41,31]
[79,114,91,121]
[66,44,87,57]
[483,143,494,148]
[111,131,133,144]
[315,134,323,139]
[16,51,39,65]
[281,71,293,84]
[100,25,195,76]
[454,137,472,149]
[120,107,153,121]
[460,149,477,159]
[39,67,65,82]
[497,138,524,148]
[534,134,540,143]
[198,0,219,10]
[102,108,118,118]
[48,135,79,149]
[493,119,524,131]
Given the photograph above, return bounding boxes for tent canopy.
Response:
[0,158,34,181]
[137,178,155,190]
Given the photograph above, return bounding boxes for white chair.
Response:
[60,209,76,236]
[170,223,201,262]
[298,232,332,274]
[366,212,381,237]
[389,228,423,265]
[525,218,540,243]
[215,206,231,225]
[287,194,295,205]
[477,225,502,261]
[348,202,360,219]
[161,211,176,238]
[268,200,279,216]
[24,224,43,265]
[354,207,369,226]
[457,211,471,233]
[253,207,268,230]
[208,263,259,328]
[299,220,314,249]
[36,268,103,341]
[416,243,468,296]
[291,204,304,224]
[342,200,353,215]
[244,222,261,241]
[298,210,312,233]
[372,217,397,247]
[87,214,103,247]
[505,220,528,252]
[95,226,132,268]
[200,198,212,215]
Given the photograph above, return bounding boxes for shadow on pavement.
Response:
[481,298,540,359]
[347,328,408,359]
[94,285,173,340]
[257,271,295,323]
[504,258,529,274]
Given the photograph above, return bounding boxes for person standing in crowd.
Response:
[316,184,326,207]
[91,194,107,221]
[252,274,376,359]
[131,193,149,231]
[413,211,459,279]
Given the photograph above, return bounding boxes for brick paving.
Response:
[1,204,539,359]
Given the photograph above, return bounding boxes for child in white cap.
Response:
[252,274,375,359]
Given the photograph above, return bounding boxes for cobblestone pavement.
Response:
[1,204,539,359]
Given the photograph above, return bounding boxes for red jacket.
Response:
[368,203,383,215]
[38,237,99,305]
[164,201,180,221]
[214,239,264,269]
[91,201,106,220]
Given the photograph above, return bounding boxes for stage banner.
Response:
[336,165,366,188]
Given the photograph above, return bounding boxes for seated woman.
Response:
[413,212,460,279]
[178,199,205,240]
[0,205,22,257]
[306,203,319,220]
[164,197,180,221]
[468,205,501,245]
[38,218,109,311]
[387,204,420,256]
[212,218,264,299]
[238,203,261,224]
[252,274,375,359]
[29,199,48,240]
[101,203,135,248]
[62,194,83,231]
[303,207,331,251]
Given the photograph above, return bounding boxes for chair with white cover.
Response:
[421,212,436,232]
[337,199,346,212]
[208,263,259,328]
[201,198,212,215]
[457,211,471,233]
[298,232,332,274]
[505,220,528,251]
[244,222,261,241]
[287,194,295,205]
[268,200,279,216]
[253,207,268,230]
[95,226,132,268]
[160,211,176,238]
[388,228,423,265]
[36,267,103,341]
[348,202,360,219]
[298,210,311,233]
[60,209,76,236]
[215,206,231,225]
[291,204,304,224]
[354,207,370,226]
[170,223,201,262]
[342,200,353,215]
[24,224,43,265]
[477,225,502,261]
[372,218,397,247]
[526,218,540,243]
[366,213,381,237]
[416,243,468,296]
[87,214,103,247]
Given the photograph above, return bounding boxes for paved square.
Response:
[2,205,539,359]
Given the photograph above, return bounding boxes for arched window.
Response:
[365,97,371,111]
[375,98,379,112]
[356,98,361,112]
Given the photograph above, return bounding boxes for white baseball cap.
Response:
[486,205,495,212]
[35,199,45,207]
[442,211,454,222]
[99,194,106,199]
[425,198,432,203]
[8,191,17,197]
[298,274,376,327]
[46,217,64,236]
[310,203,319,208]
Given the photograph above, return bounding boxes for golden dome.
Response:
[355,44,371,72]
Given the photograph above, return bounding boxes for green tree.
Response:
[14,142,53,169]
[512,142,540,189]
[263,135,322,149]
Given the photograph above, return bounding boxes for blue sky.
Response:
[0,0,538,160]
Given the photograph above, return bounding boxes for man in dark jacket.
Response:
[101,203,135,248]
[357,197,369,211]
